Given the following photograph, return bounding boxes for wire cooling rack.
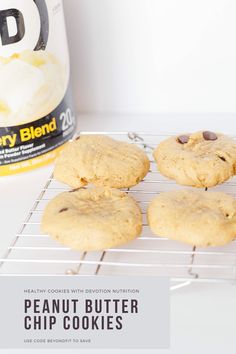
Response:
[1,132,236,289]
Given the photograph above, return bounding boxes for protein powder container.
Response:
[0,0,76,176]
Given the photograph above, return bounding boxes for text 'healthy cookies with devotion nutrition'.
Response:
[54,135,150,189]
[148,189,236,247]
[154,131,236,188]
[41,187,142,251]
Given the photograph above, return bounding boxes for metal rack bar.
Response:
[0,258,233,269]
[6,246,236,256]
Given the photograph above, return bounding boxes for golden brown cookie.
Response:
[41,187,142,251]
[54,135,150,189]
[148,189,236,247]
[154,131,236,188]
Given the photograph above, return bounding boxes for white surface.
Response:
[64,0,236,113]
[1,114,236,354]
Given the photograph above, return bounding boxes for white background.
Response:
[64,0,236,114]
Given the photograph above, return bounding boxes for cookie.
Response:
[41,187,142,251]
[54,135,150,189]
[154,131,236,187]
[147,189,236,247]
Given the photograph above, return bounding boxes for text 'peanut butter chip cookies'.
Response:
[154,131,236,188]
[41,187,142,251]
[54,135,150,189]
[147,190,236,247]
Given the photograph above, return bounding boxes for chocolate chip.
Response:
[76,136,80,140]
[218,156,226,162]
[177,135,190,144]
[203,131,217,141]
[59,208,68,213]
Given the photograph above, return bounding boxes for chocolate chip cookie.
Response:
[148,189,236,247]
[54,135,150,189]
[154,131,236,188]
[41,187,142,251]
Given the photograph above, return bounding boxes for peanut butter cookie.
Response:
[148,189,236,247]
[154,131,236,187]
[42,187,142,251]
[54,135,150,189]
